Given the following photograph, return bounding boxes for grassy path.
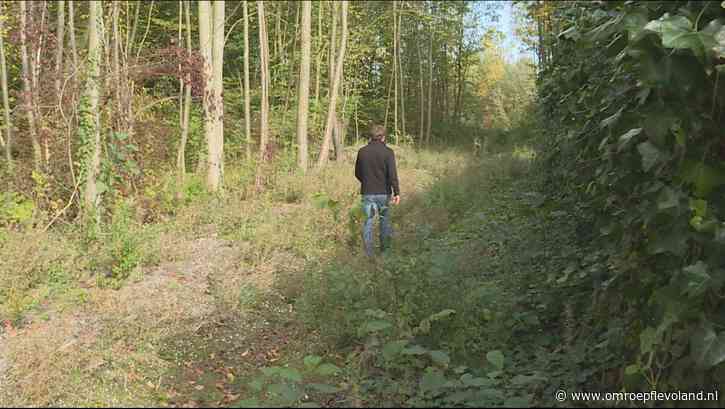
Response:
[0,146,597,407]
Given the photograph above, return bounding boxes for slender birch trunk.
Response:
[426,18,433,146]
[68,0,78,72]
[0,2,9,166]
[257,0,270,166]
[397,7,405,142]
[54,0,65,101]
[316,1,347,168]
[243,0,251,161]
[177,1,192,190]
[328,1,337,93]
[296,0,311,172]
[207,0,225,191]
[198,0,212,176]
[19,1,42,169]
[314,2,322,108]
[417,30,425,144]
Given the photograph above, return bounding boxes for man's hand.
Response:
[391,195,401,205]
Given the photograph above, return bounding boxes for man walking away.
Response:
[355,124,400,257]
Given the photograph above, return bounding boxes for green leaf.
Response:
[261,366,281,377]
[461,374,494,388]
[402,345,428,355]
[486,350,505,370]
[683,261,711,298]
[304,355,322,369]
[445,390,475,404]
[623,10,650,41]
[710,25,725,59]
[679,160,725,197]
[511,374,546,386]
[96,180,109,196]
[268,383,301,403]
[248,378,264,392]
[637,142,663,172]
[691,322,725,369]
[427,309,456,322]
[640,327,659,355]
[382,340,408,361]
[646,229,687,256]
[644,14,693,48]
[315,363,341,376]
[420,369,448,394]
[362,320,392,333]
[600,107,623,129]
[364,309,388,319]
[625,364,640,376]
[278,367,303,383]
[690,199,707,218]
[617,128,642,152]
[429,350,451,367]
[656,187,679,211]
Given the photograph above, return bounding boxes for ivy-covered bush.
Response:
[538,0,725,393]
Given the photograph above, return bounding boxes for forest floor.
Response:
[0,145,595,408]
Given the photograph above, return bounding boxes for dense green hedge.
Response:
[538,0,725,393]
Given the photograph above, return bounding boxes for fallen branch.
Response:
[43,179,80,232]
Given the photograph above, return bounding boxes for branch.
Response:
[135,0,155,61]
[43,179,80,232]
[138,96,176,114]
[224,17,245,48]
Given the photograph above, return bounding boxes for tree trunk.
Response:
[426,18,433,146]
[54,0,65,101]
[393,1,398,142]
[243,0,251,161]
[177,1,192,190]
[316,1,347,168]
[328,1,337,94]
[296,0,311,172]
[82,0,103,218]
[314,1,322,108]
[36,1,49,166]
[19,1,42,169]
[417,26,425,145]
[127,1,140,58]
[0,2,10,166]
[256,0,271,178]
[207,0,225,191]
[285,1,300,112]
[383,68,393,130]
[69,0,78,71]
[333,117,344,161]
[135,1,155,61]
[454,11,464,123]
[198,0,212,177]
[397,7,405,142]
[112,0,121,130]
[275,1,281,61]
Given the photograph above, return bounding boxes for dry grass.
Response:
[0,143,478,407]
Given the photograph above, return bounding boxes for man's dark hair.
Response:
[369,124,386,141]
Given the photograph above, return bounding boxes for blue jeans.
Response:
[362,194,393,256]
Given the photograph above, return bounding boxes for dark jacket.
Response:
[354,141,400,196]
